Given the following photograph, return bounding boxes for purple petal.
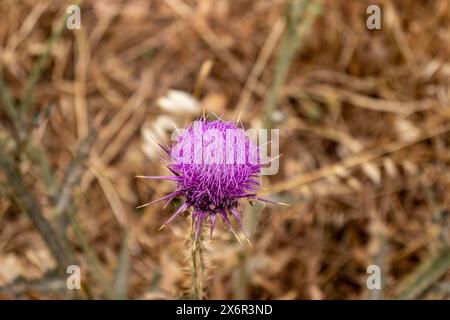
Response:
[194,211,205,241]
[256,196,289,206]
[158,143,171,155]
[219,209,242,245]
[230,207,249,240]
[136,190,182,209]
[192,210,199,227]
[159,202,189,230]
[135,175,178,181]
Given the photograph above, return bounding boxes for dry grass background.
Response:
[0,0,450,299]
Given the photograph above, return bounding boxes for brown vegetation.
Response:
[0,0,449,299]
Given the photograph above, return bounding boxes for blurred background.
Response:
[0,0,450,299]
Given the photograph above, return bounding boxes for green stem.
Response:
[190,226,204,300]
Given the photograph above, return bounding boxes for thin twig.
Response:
[264,0,320,129]
[19,15,67,116]
[269,122,450,193]
[395,248,450,299]
[113,231,130,300]
[19,0,84,117]
[67,210,115,299]
[234,18,285,120]
[0,154,75,275]
[164,0,246,81]
[0,69,23,135]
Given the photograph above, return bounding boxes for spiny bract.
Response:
[138,119,270,241]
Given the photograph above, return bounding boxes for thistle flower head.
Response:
[172,120,260,208]
[138,118,271,241]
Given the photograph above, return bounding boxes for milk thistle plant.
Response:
[137,118,278,298]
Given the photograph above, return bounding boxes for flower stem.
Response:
[190,225,204,299]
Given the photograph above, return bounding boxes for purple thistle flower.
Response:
[138,119,272,242]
